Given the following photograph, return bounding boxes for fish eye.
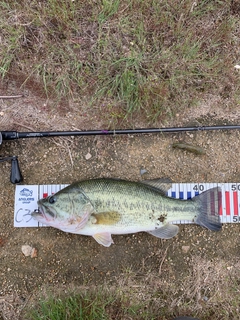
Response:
[49,196,56,204]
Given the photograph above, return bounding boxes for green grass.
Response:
[0,0,239,120]
[24,289,149,320]
[27,293,111,320]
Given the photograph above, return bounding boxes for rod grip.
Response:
[10,156,23,184]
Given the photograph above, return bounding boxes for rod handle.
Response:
[10,156,23,184]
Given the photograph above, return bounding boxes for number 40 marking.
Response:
[193,184,204,191]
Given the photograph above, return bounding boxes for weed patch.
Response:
[20,256,240,320]
[0,1,239,121]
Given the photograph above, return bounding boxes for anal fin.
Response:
[148,224,179,239]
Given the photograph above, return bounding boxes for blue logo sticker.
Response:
[20,188,33,197]
[19,188,34,203]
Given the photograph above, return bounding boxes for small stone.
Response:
[22,245,32,256]
[21,245,37,258]
[85,153,92,160]
[31,248,38,258]
[182,245,190,253]
[140,168,148,176]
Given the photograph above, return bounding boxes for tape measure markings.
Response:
[14,183,240,227]
[168,183,240,224]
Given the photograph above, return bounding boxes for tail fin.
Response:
[192,187,222,231]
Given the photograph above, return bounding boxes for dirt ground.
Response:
[0,82,240,319]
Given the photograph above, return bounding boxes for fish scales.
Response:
[32,178,222,247]
[78,179,197,226]
[77,181,185,227]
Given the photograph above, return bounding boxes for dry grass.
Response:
[111,255,240,319]
[1,0,239,123]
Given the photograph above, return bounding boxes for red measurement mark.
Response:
[218,191,222,215]
[225,191,230,215]
[233,191,238,215]
[42,192,55,198]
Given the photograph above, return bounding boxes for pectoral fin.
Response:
[148,224,179,239]
[75,203,94,231]
[93,232,114,247]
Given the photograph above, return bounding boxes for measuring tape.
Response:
[167,183,239,224]
[14,183,240,228]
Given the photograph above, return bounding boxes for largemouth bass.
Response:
[32,178,222,247]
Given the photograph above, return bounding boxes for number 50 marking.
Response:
[231,184,240,191]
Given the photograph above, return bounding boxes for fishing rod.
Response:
[1,124,240,184]
[1,124,240,141]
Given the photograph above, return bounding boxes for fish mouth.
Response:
[31,208,41,217]
[31,205,46,220]
[31,204,55,222]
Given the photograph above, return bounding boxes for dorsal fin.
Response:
[140,178,172,194]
